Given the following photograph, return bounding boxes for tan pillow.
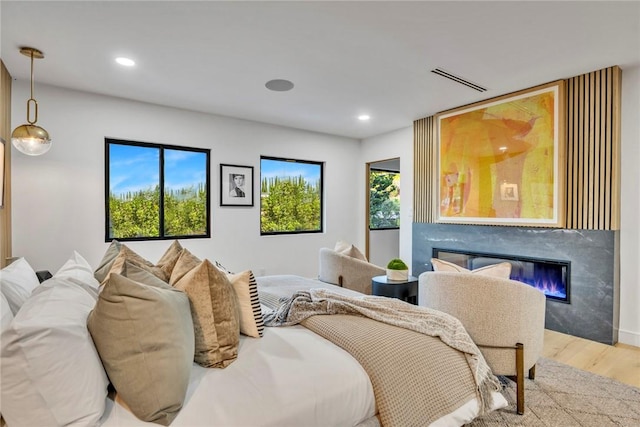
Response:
[431,258,512,279]
[103,250,168,284]
[155,240,184,280]
[169,248,202,285]
[173,260,240,368]
[94,240,155,283]
[227,270,264,338]
[334,240,367,261]
[87,272,194,426]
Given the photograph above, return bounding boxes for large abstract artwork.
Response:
[436,81,565,227]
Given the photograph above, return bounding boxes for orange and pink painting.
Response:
[437,81,565,227]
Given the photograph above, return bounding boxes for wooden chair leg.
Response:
[529,364,536,380]
[338,275,343,286]
[516,343,525,415]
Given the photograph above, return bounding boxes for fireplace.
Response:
[413,223,618,344]
[432,248,570,303]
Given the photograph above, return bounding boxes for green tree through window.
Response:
[369,169,400,229]
[105,139,210,241]
[260,157,323,234]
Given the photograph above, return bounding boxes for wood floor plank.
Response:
[542,329,640,388]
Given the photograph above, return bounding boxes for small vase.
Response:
[386,269,408,281]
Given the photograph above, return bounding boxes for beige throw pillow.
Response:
[173,260,240,368]
[334,240,367,261]
[169,248,202,285]
[94,240,155,283]
[431,258,512,279]
[155,240,184,280]
[227,270,264,338]
[104,250,168,284]
[87,272,194,426]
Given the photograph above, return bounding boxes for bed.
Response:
[0,243,506,427]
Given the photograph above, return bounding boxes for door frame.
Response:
[365,157,400,261]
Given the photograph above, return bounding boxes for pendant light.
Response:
[11,47,51,156]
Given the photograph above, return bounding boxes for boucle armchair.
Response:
[318,248,385,295]
[419,271,546,414]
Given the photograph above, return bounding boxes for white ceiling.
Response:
[2,1,639,139]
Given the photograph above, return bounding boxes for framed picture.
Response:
[436,80,565,227]
[220,164,253,207]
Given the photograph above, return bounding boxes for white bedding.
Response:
[100,324,376,426]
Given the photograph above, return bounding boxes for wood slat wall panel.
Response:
[413,117,436,223]
[0,61,13,267]
[565,66,621,230]
[414,66,621,231]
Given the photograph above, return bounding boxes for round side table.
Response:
[371,275,418,305]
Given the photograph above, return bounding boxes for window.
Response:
[105,138,210,241]
[369,168,400,229]
[260,156,323,235]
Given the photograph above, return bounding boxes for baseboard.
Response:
[617,328,640,347]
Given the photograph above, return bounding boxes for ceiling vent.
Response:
[431,68,487,92]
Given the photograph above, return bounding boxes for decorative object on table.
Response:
[220,164,253,207]
[386,258,409,281]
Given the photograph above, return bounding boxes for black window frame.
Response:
[259,155,324,236]
[104,138,211,242]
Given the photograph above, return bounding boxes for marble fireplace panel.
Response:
[412,223,619,344]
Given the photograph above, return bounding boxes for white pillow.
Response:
[55,250,101,290]
[0,254,109,427]
[0,257,40,315]
[1,291,13,334]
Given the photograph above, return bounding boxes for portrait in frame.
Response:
[220,164,253,207]
[436,80,566,227]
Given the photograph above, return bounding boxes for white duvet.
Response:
[100,324,377,427]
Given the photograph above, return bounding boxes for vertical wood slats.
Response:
[0,60,13,267]
[413,116,437,223]
[413,65,621,231]
[565,66,621,230]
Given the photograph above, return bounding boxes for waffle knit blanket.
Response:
[264,289,501,426]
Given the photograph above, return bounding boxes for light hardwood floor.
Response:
[542,329,640,388]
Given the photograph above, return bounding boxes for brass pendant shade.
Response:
[11,47,52,156]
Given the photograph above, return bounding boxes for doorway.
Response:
[366,158,400,266]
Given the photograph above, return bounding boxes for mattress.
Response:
[99,324,376,426]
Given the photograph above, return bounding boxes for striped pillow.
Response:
[227,270,264,338]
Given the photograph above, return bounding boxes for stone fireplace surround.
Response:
[412,223,619,344]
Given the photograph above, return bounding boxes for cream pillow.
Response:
[0,257,40,315]
[87,272,194,426]
[431,258,512,279]
[173,259,240,368]
[227,270,264,338]
[334,240,367,261]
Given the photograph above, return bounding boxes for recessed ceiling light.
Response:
[358,115,370,121]
[265,79,294,92]
[115,57,135,67]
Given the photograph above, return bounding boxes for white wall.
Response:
[10,83,362,278]
[369,229,400,267]
[619,65,640,346]
[360,126,414,273]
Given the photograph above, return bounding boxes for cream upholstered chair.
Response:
[318,247,385,295]
[419,271,546,414]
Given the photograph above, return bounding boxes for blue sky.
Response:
[260,158,321,183]
[109,144,206,196]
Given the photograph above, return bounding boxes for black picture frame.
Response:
[220,164,254,207]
